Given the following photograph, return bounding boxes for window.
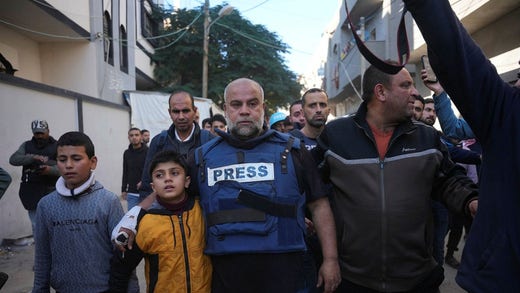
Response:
[103,11,114,65]
[141,0,159,47]
[120,25,128,73]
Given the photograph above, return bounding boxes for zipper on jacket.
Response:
[177,214,192,293]
[379,159,387,291]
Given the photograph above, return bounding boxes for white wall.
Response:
[82,102,129,196]
[0,82,130,241]
[0,84,77,239]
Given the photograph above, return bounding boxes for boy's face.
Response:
[57,145,97,190]
[151,162,190,204]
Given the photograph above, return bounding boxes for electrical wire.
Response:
[339,60,362,101]
[241,0,271,13]
[0,18,92,40]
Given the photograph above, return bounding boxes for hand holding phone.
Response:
[421,55,438,83]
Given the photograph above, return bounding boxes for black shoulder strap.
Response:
[157,130,168,151]
[280,136,295,174]
[344,0,409,74]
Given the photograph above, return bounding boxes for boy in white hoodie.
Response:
[32,131,136,293]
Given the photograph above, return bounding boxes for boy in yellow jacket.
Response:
[109,150,211,292]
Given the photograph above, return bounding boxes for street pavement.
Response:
[1,236,466,293]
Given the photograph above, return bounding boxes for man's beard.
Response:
[423,118,435,126]
[228,119,263,140]
[307,118,326,128]
[35,138,47,147]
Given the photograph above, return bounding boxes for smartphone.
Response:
[421,55,438,83]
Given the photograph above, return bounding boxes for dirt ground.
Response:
[1,236,466,293]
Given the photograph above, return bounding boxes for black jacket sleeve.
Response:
[432,137,478,215]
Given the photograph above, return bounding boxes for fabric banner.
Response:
[124,91,221,138]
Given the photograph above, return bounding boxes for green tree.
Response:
[152,4,301,112]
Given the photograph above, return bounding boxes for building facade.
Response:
[318,0,520,117]
[0,0,163,241]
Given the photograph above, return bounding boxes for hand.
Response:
[32,155,48,164]
[111,206,141,251]
[35,165,50,175]
[136,181,142,190]
[114,227,135,252]
[317,257,341,293]
[420,69,444,95]
[468,199,478,217]
[305,217,316,235]
[121,192,128,200]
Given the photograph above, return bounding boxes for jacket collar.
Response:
[218,125,274,150]
[353,101,417,139]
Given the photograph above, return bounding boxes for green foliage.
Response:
[151,4,302,112]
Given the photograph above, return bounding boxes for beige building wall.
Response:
[40,42,99,97]
[0,27,43,82]
[0,85,77,239]
[0,0,159,242]
[47,0,91,31]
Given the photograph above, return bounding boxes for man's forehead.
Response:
[228,95,260,103]
[290,104,302,114]
[170,93,192,107]
[305,93,328,103]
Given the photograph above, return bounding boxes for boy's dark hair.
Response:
[149,150,189,177]
[211,114,227,125]
[201,118,212,128]
[57,131,95,158]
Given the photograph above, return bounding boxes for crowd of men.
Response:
[2,0,519,291]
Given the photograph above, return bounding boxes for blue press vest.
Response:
[195,130,307,255]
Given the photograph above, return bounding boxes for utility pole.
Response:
[202,0,210,99]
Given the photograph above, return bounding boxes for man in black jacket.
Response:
[9,120,59,236]
[121,128,148,211]
[314,64,478,293]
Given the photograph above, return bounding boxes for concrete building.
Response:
[0,0,165,241]
[319,0,520,117]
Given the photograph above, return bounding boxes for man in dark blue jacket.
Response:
[138,90,214,200]
[403,0,520,291]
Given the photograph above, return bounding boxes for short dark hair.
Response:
[168,90,195,109]
[414,94,425,105]
[140,129,149,134]
[362,61,399,102]
[283,116,292,126]
[289,100,302,114]
[301,88,328,106]
[211,114,227,125]
[424,98,434,105]
[57,131,95,158]
[129,127,140,133]
[201,118,212,128]
[149,150,189,177]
